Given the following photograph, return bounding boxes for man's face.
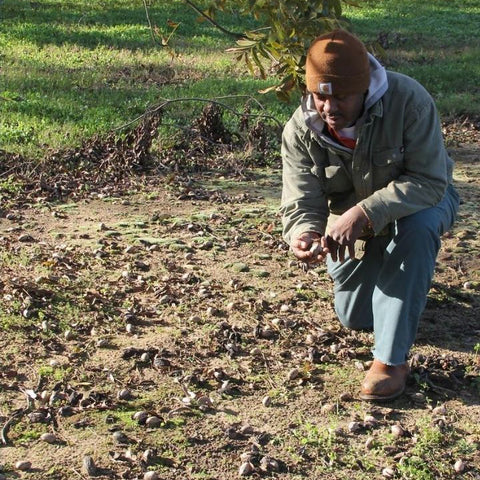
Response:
[311,91,365,131]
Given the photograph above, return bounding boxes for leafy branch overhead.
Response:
[181,0,357,100]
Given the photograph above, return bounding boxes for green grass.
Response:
[0,309,29,331]
[0,0,479,158]
[345,0,480,116]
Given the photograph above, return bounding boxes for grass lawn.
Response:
[0,0,479,157]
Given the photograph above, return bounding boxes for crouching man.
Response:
[281,29,460,401]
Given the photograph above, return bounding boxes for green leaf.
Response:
[236,38,258,47]
[258,84,280,94]
[251,48,266,79]
[199,0,358,101]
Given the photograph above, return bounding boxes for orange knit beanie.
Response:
[305,29,370,96]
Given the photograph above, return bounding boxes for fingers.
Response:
[324,235,356,263]
[347,243,356,260]
[291,232,359,265]
[291,239,310,261]
[291,232,320,249]
[291,238,311,252]
[291,232,324,263]
[292,245,327,263]
[310,241,329,263]
[324,236,338,262]
[291,245,314,261]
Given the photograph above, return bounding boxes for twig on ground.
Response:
[260,352,279,389]
[71,467,87,479]
[167,406,194,418]
[424,376,457,396]
[1,409,25,445]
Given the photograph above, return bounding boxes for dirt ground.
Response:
[0,142,479,479]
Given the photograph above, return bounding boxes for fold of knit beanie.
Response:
[305,29,370,96]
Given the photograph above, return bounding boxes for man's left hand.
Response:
[325,205,370,262]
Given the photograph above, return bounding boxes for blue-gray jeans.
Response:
[326,184,460,365]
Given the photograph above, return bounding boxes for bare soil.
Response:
[0,141,479,479]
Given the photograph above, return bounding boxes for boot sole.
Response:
[359,384,406,402]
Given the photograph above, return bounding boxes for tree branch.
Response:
[142,0,161,45]
[183,0,243,39]
[113,96,283,132]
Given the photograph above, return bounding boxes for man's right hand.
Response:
[291,232,329,264]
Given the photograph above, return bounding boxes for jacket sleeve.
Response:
[358,90,449,234]
[280,110,330,245]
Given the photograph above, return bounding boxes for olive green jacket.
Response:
[281,58,454,246]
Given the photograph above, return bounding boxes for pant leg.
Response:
[327,236,387,330]
[372,184,460,364]
[327,184,460,365]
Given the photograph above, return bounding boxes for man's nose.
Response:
[324,98,337,113]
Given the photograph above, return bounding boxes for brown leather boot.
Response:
[360,359,409,401]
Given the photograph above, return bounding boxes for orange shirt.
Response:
[327,125,357,149]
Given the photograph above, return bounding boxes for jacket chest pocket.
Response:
[321,165,352,194]
[372,146,405,188]
[310,148,352,194]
